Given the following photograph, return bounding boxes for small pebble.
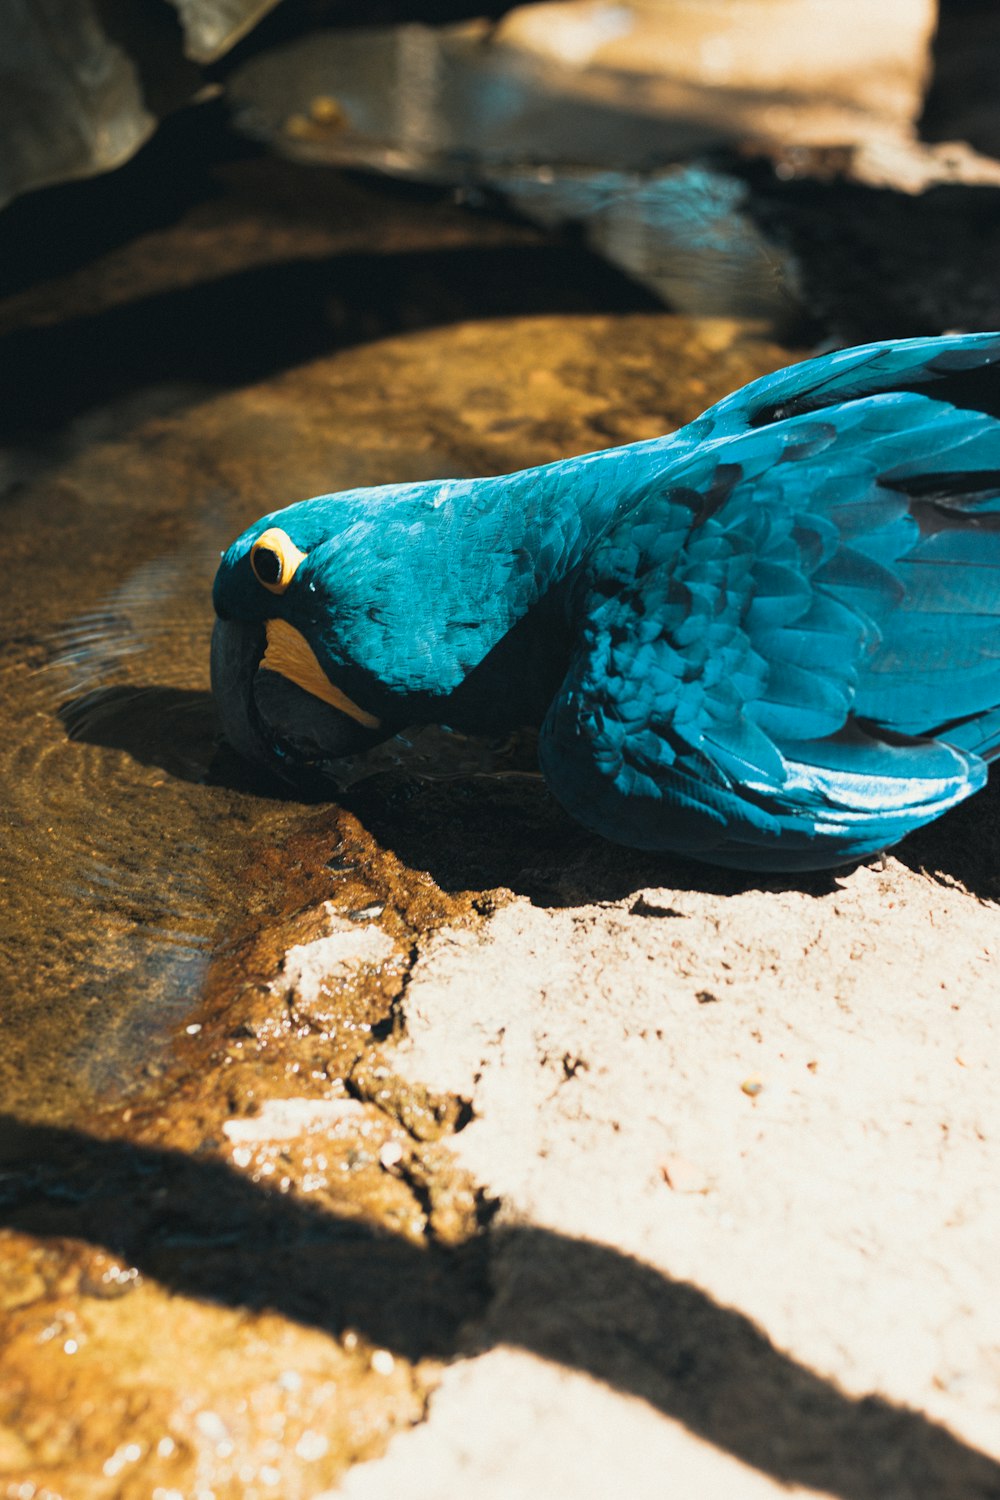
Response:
[741,1076,764,1098]
[80,1261,142,1300]
[295,1430,329,1462]
[660,1155,710,1193]
[195,1410,230,1448]
[309,95,347,127]
[103,1441,142,1478]
[370,1349,395,1376]
[379,1140,404,1170]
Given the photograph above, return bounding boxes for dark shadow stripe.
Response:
[1,1113,998,1499]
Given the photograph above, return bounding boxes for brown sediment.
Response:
[105,804,486,1148]
[0,804,496,1495]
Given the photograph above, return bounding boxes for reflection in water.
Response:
[502,165,797,321]
[230,23,801,326]
[232,24,726,178]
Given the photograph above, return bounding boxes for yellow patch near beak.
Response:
[261,618,381,730]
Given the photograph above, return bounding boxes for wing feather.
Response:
[541,373,1000,869]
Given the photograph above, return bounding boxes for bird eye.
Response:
[253,545,282,585]
[250,527,308,594]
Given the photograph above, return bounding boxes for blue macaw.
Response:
[212,332,1000,872]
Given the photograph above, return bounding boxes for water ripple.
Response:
[0,535,291,1119]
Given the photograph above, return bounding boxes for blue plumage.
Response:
[212,332,1000,871]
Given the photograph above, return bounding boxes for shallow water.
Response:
[1,470,282,1119]
[0,429,538,1124]
[0,110,790,1130]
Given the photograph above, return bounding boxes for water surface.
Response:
[1,463,303,1119]
[0,116,783,1127]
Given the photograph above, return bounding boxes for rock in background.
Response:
[7,0,1000,210]
[0,0,276,209]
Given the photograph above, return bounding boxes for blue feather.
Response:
[212,331,1000,871]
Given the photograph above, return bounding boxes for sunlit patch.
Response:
[251,528,308,593]
[261,618,381,728]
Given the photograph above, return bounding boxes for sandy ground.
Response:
[328,842,1000,1499]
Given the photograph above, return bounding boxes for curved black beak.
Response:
[210,618,389,782]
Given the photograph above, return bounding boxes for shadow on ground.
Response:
[61,683,1000,907]
[1,1113,997,1500]
[0,241,658,442]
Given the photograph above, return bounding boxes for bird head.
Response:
[212,470,583,785]
[211,490,412,783]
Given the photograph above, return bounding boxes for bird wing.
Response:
[702,330,1000,436]
[540,381,1000,870]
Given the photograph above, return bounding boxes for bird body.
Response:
[212,332,1000,871]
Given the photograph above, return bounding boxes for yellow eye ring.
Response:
[250,527,308,594]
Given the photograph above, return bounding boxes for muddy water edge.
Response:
[0,120,795,1493]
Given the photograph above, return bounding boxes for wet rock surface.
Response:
[0,143,789,1494]
[0,811,490,1496]
[229,0,943,183]
[2,131,1000,1496]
